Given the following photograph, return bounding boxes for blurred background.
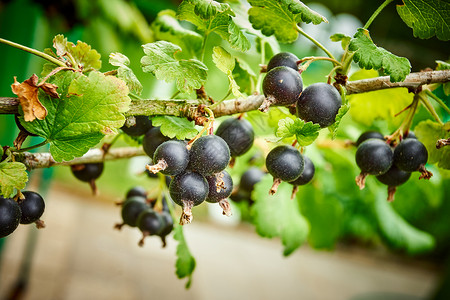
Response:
[0,0,449,299]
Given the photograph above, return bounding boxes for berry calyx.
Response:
[215,117,254,157]
[188,135,230,176]
[205,170,233,216]
[296,82,342,128]
[146,140,189,176]
[265,145,304,195]
[355,139,393,189]
[17,191,45,228]
[260,66,303,112]
[169,171,209,225]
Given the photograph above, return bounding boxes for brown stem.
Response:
[34,219,46,229]
[387,186,397,202]
[418,164,433,180]
[436,138,450,149]
[355,172,368,190]
[269,177,282,195]
[146,159,168,174]
[258,95,275,113]
[218,199,232,216]
[291,185,299,200]
[180,199,194,225]
[138,232,150,247]
[114,223,125,230]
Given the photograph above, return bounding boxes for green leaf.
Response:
[248,0,328,43]
[53,34,102,71]
[176,0,250,51]
[330,33,351,50]
[251,174,310,256]
[397,0,450,41]
[150,116,198,140]
[20,71,130,162]
[349,28,411,82]
[0,162,28,198]
[276,117,321,146]
[151,9,203,58]
[141,41,208,93]
[173,225,196,289]
[212,46,243,98]
[347,69,413,128]
[374,191,435,254]
[233,58,257,95]
[328,103,350,139]
[109,52,143,95]
[414,120,450,169]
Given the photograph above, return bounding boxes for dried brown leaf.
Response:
[11,74,47,122]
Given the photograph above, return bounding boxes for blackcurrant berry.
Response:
[296,82,342,128]
[121,115,153,136]
[188,135,230,176]
[267,52,299,72]
[404,131,417,139]
[158,210,174,247]
[266,145,304,195]
[215,117,254,158]
[289,156,315,199]
[376,165,411,202]
[239,167,266,196]
[0,196,21,238]
[136,208,164,246]
[205,170,233,216]
[126,186,147,199]
[169,171,209,225]
[146,140,189,176]
[17,191,45,228]
[71,162,104,195]
[394,138,432,179]
[115,196,148,230]
[355,139,393,189]
[260,66,303,112]
[142,127,171,158]
[356,131,384,147]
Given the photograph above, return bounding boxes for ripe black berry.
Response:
[266,145,304,195]
[260,66,303,112]
[356,131,384,147]
[158,210,174,247]
[121,115,153,136]
[215,117,254,157]
[147,140,189,176]
[296,82,342,128]
[376,165,411,202]
[136,208,164,246]
[188,135,230,176]
[0,196,21,238]
[126,186,147,199]
[267,52,299,72]
[236,167,266,202]
[205,170,233,216]
[355,139,393,189]
[143,127,171,158]
[71,162,104,195]
[394,139,427,172]
[115,196,148,230]
[169,171,209,225]
[17,191,45,228]
[289,156,315,199]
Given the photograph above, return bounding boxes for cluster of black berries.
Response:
[261,52,342,128]
[0,191,46,238]
[265,145,315,197]
[355,131,432,201]
[115,186,174,247]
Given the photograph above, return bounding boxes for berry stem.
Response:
[11,140,48,153]
[180,199,194,225]
[387,186,397,202]
[218,199,232,217]
[146,159,168,174]
[0,38,67,68]
[295,24,335,60]
[355,172,368,190]
[188,107,215,147]
[363,0,394,30]
[269,178,282,195]
[418,93,444,125]
[297,56,341,67]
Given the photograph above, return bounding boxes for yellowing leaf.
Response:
[0,162,28,198]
